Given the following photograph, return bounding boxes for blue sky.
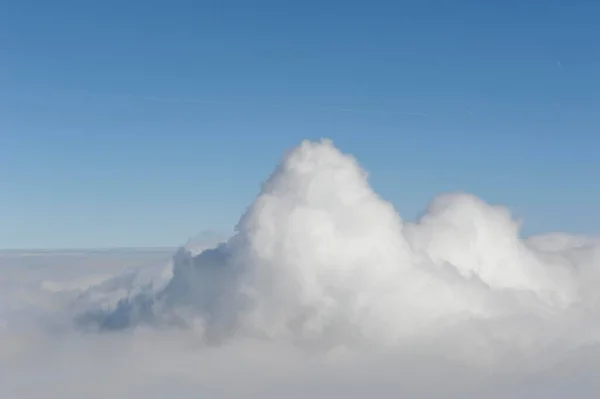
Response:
[1,0,599,249]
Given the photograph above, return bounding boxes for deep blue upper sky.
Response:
[1,0,599,249]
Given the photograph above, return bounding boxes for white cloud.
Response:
[2,139,600,398]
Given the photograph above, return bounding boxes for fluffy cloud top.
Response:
[76,139,600,366]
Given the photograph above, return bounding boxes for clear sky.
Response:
[1,0,599,249]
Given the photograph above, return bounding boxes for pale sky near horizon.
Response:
[1,0,599,249]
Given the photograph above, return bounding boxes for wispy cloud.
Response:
[108,92,430,117]
[11,88,430,118]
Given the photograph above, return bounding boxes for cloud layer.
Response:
[3,139,600,398]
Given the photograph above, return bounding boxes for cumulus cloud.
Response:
[2,139,600,398]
